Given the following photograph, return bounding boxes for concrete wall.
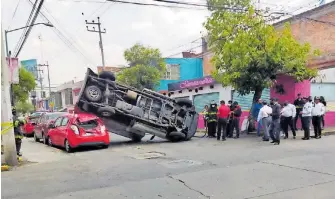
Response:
[157,58,203,91]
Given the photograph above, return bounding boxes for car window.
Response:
[54,118,62,127]
[61,117,69,126]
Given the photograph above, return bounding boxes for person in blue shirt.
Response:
[252,99,263,136]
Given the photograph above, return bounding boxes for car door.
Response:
[51,117,63,146]
[58,117,69,147]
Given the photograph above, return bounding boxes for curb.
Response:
[323,130,335,136]
[1,165,10,172]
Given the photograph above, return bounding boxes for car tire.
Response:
[101,144,109,149]
[64,139,73,153]
[33,133,40,142]
[42,133,47,145]
[84,85,102,102]
[130,133,144,142]
[97,106,115,117]
[47,136,53,147]
[176,98,193,108]
[99,71,116,81]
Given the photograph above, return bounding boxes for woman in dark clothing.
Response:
[320,96,326,129]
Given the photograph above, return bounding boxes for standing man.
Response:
[217,100,230,141]
[230,101,242,139]
[257,100,272,141]
[280,101,297,139]
[206,101,218,138]
[252,99,263,137]
[12,107,24,156]
[312,97,325,139]
[226,100,233,138]
[294,93,304,130]
[202,105,209,133]
[269,98,281,145]
[301,97,313,140]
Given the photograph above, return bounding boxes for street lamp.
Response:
[5,22,54,56]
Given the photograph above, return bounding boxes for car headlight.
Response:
[70,125,79,135]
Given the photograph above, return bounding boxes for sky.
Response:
[1,0,328,87]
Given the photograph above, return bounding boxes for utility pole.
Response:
[85,16,106,71]
[36,66,44,99]
[38,63,51,96]
[1,30,18,166]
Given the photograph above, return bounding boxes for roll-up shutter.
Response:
[232,88,270,111]
[193,92,220,113]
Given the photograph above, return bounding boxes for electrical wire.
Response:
[106,0,206,10]
[13,0,38,56]
[7,0,22,30]
[14,0,45,57]
[25,0,96,65]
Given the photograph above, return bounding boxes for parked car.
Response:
[46,113,110,152]
[34,112,67,144]
[75,68,199,142]
[22,112,45,136]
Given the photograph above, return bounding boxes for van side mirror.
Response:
[48,124,55,129]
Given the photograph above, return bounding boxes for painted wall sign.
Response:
[168,76,215,91]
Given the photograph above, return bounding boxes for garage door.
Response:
[232,88,270,111]
[193,92,220,113]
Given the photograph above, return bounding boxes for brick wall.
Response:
[203,3,335,75]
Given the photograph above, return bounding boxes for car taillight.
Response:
[100,125,106,133]
[70,125,79,135]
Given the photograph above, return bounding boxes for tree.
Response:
[13,67,36,103]
[205,0,318,111]
[15,101,35,115]
[117,43,166,90]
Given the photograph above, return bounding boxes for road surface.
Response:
[2,133,335,199]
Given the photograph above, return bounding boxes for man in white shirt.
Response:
[257,100,272,141]
[301,97,313,140]
[312,96,325,139]
[280,101,297,139]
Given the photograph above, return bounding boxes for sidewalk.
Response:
[196,126,335,137]
[1,137,71,171]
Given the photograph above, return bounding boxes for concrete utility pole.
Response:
[36,66,44,98]
[85,16,106,71]
[1,30,18,166]
[38,63,51,96]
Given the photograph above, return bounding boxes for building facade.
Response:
[157,58,203,91]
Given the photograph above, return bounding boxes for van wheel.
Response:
[64,139,73,153]
[176,98,193,108]
[99,71,116,81]
[84,85,102,102]
[130,133,144,142]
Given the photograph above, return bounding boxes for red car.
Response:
[23,112,45,136]
[34,112,67,144]
[47,113,110,152]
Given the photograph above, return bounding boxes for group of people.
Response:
[202,93,327,145]
[203,100,242,141]
[254,94,326,145]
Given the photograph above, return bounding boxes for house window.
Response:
[164,64,180,80]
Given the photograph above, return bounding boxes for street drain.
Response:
[161,159,203,168]
[133,151,166,160]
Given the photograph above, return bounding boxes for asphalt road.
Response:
[2,133,335,199]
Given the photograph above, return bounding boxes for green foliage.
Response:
[117,43,166,90]
[205,0,318,98]
[13,67,36,103]
[15,101,35,114]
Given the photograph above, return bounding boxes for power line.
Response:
[7,0,22,30]
[105,0,206,10]
[25,0,96,65]
[14,0,45,57]
[12,0,38,56]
